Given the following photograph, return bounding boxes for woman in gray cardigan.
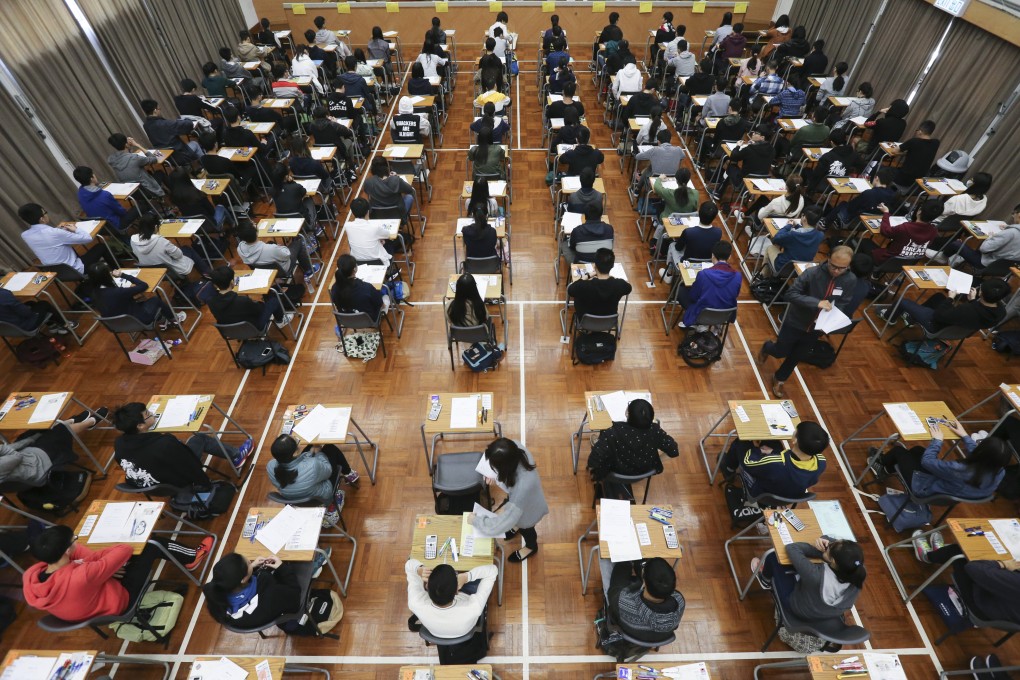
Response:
[468,438,548,563]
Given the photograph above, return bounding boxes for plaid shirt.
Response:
[776,87,807,116]
[750,73,784,96]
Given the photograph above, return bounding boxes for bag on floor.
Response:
[900,340,951,369]
[236,339,290,368]
[278,588,343,639]
[678,329,723,368]
[110,589,184,645]
[724,482,763,529]
[748,235,772,257]
[436,489,482,515]
[800,339,836,368]
[594,606,644,662]
[14,336,61,368]
[0,597,16,642]
[574,332,617,365]
[877,491,932,532]
[778,623,825,653]
[169,480,236,520]
[16,469,92,517]
[750,276,785,304]
[922,584,971,634]
[992,330,1020,354]
[341,331,380,361]
[463,341,503,372]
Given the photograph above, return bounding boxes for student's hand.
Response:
[419,566,432,581]
[814,537,831,552]
[968,287,978,301]
[946,420,968,438]
[876,203,889,214]
[457,572,471,589]
[817,300,833,311]
[127,136,143,149]
[928,422,944,440]
[259,556,282,569]
[879,107,889,114]
[1002,559,1020,571]
[482,476,493,487]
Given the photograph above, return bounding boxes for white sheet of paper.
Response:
[310,147,335,160]
[268,218,304,233]
[322,407,351,440]
[254,659,273,680]
[51,653,94,680]
[986,532,1008,554]
[217,657,249,680]
[356,264,387,286]
[409,95,426,104]
[489,180,506,195]
[104,182,139,196]
[1,656,58,679]
[989,519,1020,558]
[863,653,908,680]
[661,663,710,680]
[450,395,480,429]
[27,392,67,424]
[808,500,855,540]
[237,268,273,292]
[474,455,509,492]
[599,391,630,422]
[761,403,795,437]
[848,178,872,192]
[885,402,926,436]
[561,176,581,191]
[88,501,145,544]
[926,268,949,287]
[946,268,973,296]
[609,263,628,281]
[734,405,750,422]
[600,498,642,562]
[217,148,237,158]
[77,514,98,537]
[291,404,331,442]
[832,97,853,105]
[178,219,204,235]
[3,272,35,291]
[255,504,304,554]
[814,304,853,334]
[926,180,955,195]
[752,178,772,191]
[297,179,320,194]
[635,522,651,546]
[285,508,324,551]
[387,146,409,158]
[470,502,503,539]
[945,178,967,192]
[550,117,565,128]
[158,395,201,429]
[791,118,809,129]
[850,116,868,126]
[776,521,794,544]
[889,216,908,226]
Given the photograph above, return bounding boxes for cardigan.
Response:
[471,446,548,534]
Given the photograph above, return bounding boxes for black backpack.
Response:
[0,597,16,642]
[992,330,1020,355]
[436,489,482,515]
[169,481,236,520]
[236,339,291,370]
[573,332,617,365]
[800,339,836,368]
[750,276,785,304]
[278,588,342,639]
[16,469,92,517]
[678,329,723,367]
[724,482,763,529]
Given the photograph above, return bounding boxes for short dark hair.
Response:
[812,107,827,123]
[270,434,298,461]
[72,166,93,186]
[370,157,389,177]
[857,82,873,98]
[643,557,676,599]
[801,205,823,227]
[981,278,1010,304]
[211,265,235,291]
[583,202,603,222]
[678,39,688,52]
[594,247,615,275]
[30,525,74,564]
[609,11,619,23]
[577,126,591,145]
[141,99,158,115]
[108,132,128,150]
[734,22,745,33]
[829,127,848,146]
[223,105,240,124]
[813,39,825,50]
[351,197,369,218]
[627,399,654,428]
[202,61,218,76]
[563,81,577,97]
[918,201,942,223]
[18,203,45,225]
[113,402,148,434]
[314,15,326,29]
[876,167,896,186]
[795,421,830,456]
[919,119,936,135]
[239,29,251,41]
[180,78,196,92]
[850,252,874,278]
[579,166,595,189]
[485,37,496,51]
[698,201,719,225]
[198,131,218,152]
[427,564,458,605]
[271,62,287,79]
[237,224,258,243]
[712,240,732,261]
[656,128,671,144]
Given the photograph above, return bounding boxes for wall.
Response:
[922,0,1020,47]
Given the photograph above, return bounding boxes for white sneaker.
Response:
[274,312,295,328]
[658,267,674,284]
[732,210,744,224]
[174,311,186,324]
[744,224,753,238]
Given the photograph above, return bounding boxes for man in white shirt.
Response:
[17,203,111,279]
[405,558,497,638]
[345,198,392,265]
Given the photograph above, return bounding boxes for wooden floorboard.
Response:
[1,60,1018,679]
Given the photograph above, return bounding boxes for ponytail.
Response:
[832,62,849,93]
[785,174,803,209]
[203,553,248,623]
[828,540,866,590]
[646,105,663,143]
[672,167,692,209]
[331,253,359,312]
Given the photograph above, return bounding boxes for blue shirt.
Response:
[78,186,127,230]
[913,436,1005,499]
[21,223,94,275]
[750,73,784,96]
[674,224,722,261]
[776,87,806,117]
[772,226,824,273]
[684,263,741,327]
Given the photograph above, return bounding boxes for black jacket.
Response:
[730,141,774,176]
[114,432,211,489]
[203,563,304,629]
[331,279,384,319]
[208,290,268,327]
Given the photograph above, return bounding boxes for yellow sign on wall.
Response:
[734,2,749,13]
[592,1,606,12]
[693,1,707,13]
[386,2,399,12]
[542,1,555,12]
[292,3,306,16]
[337,2,350,14]
[638,2,653,14]
[489,2,502,13]
[435,1,449,12]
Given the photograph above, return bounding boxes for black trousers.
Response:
[762,323,819,381]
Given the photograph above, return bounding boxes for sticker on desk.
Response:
[461,532,475,557]
[986,531,1009,555]
[78,514,99,537]
[776,521,794,545]
[734,405,750,423]
[417,516,430,528]
[617,668,632,680]
[255,660,273,680]
[635,522,651,546]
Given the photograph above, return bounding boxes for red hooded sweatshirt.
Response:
[872,213,938,265]
[23,543,133,621]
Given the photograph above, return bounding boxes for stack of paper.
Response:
[561,212,583,234]
[849,116,868,126]
[489,180,507,195]
[217,148,237,158]
[599,391,653,422]
[387,146,409,158]
[945,178,968,192]
[310,147,335,160]
[761,403,795,437]
[989,519,1020,559]
[159,395,201,429]
[255,505,305,553]
[178,219,204,235]
[189,657,248,680]
[832,97,853,106]
[863,653,908,680]
[475,455,509,492]
[946,268,973,296]
[791,118,809,129]
[291,404,351,442]
[88,501,161,544]
[926,180,956,195]
[885,403,925,435]
[814,305,852,334]
[847,178,872,192]
[601,498,641,562]
[237,269,273,292]
[808,500,855,540]
[3,272,36,291]
[474,275,497,300]
[267,218,304,233]
[296,179,320,195]
[888,216,908,226]
[2,656,58,679]
[561,176,581,191]
[28,392,67,424]
[450,395,480,429]
[409,95,427,104]
[356,264,387,286]
[104,182,139,196]
[461,504,496,557]
[660,663,709,680]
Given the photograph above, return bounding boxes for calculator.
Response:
[425,535,438,560]
[662,524,679,549]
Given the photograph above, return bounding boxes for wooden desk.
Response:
[883,401,959,442]
[0,391,78,433]
[216,147,257,162]
[243,121,276,135]
[256,217,303,239]
[400,665,494,680]
[559,177,605,195]
[411,514,492,571]
[235,506,323,561]
[191,178,230,196]
[961,220,1007,240]
[948,517,1020,561]
[827,96,853,108]
[461,180,509,199]
[568,390,652,473]
[917,176,966,197]
[310,146,338,162]
[233,267,277,296]
[75,499,162,554]
[800,147,825,164]
[765,506,827,565]
[0,650,97,678]
[596,503,681,559]
[158,219,205,238]
[410,95,437,108]
[422,393,495,435]
[698,400,803,483]
[383,144,425,159]
[678,261,710,286]
[101,183,140,200]
[0,271,57,298]
[262,98,295,109]
[617,663,710,680]
[146,393,215,433]
[743,177,787,197]
[121,267,168,292]
[826,177,871,195]
[763,217,799,238]
[281,403,353,445]
[191,657,285,680]
[778,118,810,133]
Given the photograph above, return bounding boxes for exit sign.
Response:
[934,0,971,15]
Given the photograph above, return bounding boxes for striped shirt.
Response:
[740,447,826,498]
[614,584,685,641]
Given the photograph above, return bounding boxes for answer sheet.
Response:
[885,403,926,436]
[158,395,201,429]
[814,305,852,334]
[863,653,908,680]
[945,268,973,296]
[475,454,510,492]
[255,504,304,554]
[989,519,1020,559]
[450,395,480,429]
[760,403,794,437]
[660,663,709,680]
[2,272,35,291]
[237,269,273,292]
[600,498,642,562]
[27,392,67,424]
[808,500,855,540]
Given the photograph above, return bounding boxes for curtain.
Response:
[0,0,146,174]
[77,0,180,118]
[144,0,246,80]
[972,100,1020,220]
[0,94,78,268]
[849,0,949,106]
[789,0,885,69]
[904,20,1020,155]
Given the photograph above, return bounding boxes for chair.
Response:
[760,565,870,652]
[428,450,485,506]
[418,609,487,648]
[334,308,393,359]
[891,323,977,369]
[97,313,180,362]
[888,464,993,528]
[827,318,862,359]
[447,322,495,371]
[596,589,677,663]
[213,320,270,372]
[556,237,616,284]
[570,313,620,363]
[596,468,658,506]
[0,315,53,362]
[368,204,416,283]
[217,561,315,637]
[934,572,1020,647]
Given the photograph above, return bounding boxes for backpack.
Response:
[922,584,971,635]
[340,332,380,362]
[574,332,617,365]
[14,336,61,368]
[236,339,291,369]
[109,589,184,646]
[16,469,92,517]
[383,281,413,305]
[778,623,825,653]
[678,329,723,367]
[463,341,504,372]
[900,339,951,370]
[168,481,236,520]
[992,330,1020,355]
[750,276,785,304]
[186,279,215,307]
[724,482,764,529]
[436,488,482,515]
[593,606,644,663]
[278,588,343,639]
[604,40,620,57]
[800,339,836,368]
[877,491,932,532]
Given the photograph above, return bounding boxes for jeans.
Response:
[403,193,415,216]
[288,239,314,277]
[180,245,212,276]
[257,295,285,328]
[895,296,942,332]
[186,432,239,460]
[762,323,820,381]
[137,296,176,326]
[763,552,797,609]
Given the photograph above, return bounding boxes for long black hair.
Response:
[448,272,487,327]
[203,553,250,623]
[646,104,663,143]
[965,437,1010,487]
[467,177,491,215]
[270,434,299,488]
[475,122,494,167]
[484,437,536,489]
[832,62,849,93]
[673,167,693,209]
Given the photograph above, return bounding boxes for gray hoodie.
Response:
[981,223,1020,266]
[0,435,51,487]
[613,63,644,97]
[107,150,163,196]
[669,51,697,78]
[130,234,194,277]
[238,240,293,273]
[785,542,860,621]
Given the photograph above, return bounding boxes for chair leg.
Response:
[761,621,781,652]
[994,631,1015,647]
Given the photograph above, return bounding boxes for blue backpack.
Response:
[462,342,503,372]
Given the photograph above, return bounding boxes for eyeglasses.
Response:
[827,261,849,271]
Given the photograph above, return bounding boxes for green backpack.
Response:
[109,590,184,646]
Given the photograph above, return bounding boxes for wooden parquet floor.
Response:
[1,57,1018,680]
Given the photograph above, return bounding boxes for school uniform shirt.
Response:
[415,53,448,78]
[77,186,127,230]
[462,222,499,259]
[913,435,1004,499]
[560,146,605,176]
[587,422,679,480]
[979,223,1020,266]
[739,447,826,498]
[131,235,195,277]
[568,276,633,318]
[893,137,941,186]
[114,432,210,489]
[870,214,938,264]
[684,262,741,327]
[206,563,304,629]
[267,449,334,500]
[673,224,722,261]
[23,543,134,621]
[207,291,269,327]
[405,559,498,638]
[22,224,93,275]
[772,225,824,273]
[331,278,384,320]
[346,218,393,265]
[470,116,510,144]
[960,561,1020,624]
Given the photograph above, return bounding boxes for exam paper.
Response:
[88,501,160,544]
[311,147,335,160]
[945,178,967,192]
[50,652,94,680]
[808,500,855,540]
[285,508,324,551]
[190,658,247,680]
[28,392,67,424]
[450,395,480,429]
[387,146,409,158]
[814,305,852,334]
[946,268,973,296]
[791,118,809,129]
[849,116,868,126]
[863,653,908,680]
[475,454,509,492]
[989,519,1020,559]
[926,268,949,287]
[3,272,35,291]
[159,395,201,429]
[847,178,872,192]
[600,498,642,562]
[237,269,272,292]
[926,180,956,195]
[885,403,926,436]
[296,179,320,194]
[268,218,304,233]
[489,180,507,195]
[255,504,304,554]
[660,663,709,680]
[474,275,497,300]
[1,656,58,679]
[179,219,204,235]
[291,404,332,442]
[217,148,237,158]
[761,403,795,437]
[356,264,387,286]
[103,182,139,196]
[468,502,501,541]
[409,95,426,104]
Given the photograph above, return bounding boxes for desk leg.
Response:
[571,410,592,475]
[318,526,357,597]
[883,524,953,602]
[495,542,504,606]
[163,276,202,341]
[45,285,99,346]
[753,659,808,680]
[618,294,629,338]
[207,401,253,477]
[724,517,773,600]
[577,517,599,595]
[957,389,1009,428]
[698,409,734,484]
[836,410,900,486]
[348,418,379,484]
[284,664,331,679]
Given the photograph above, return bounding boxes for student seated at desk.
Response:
[891,120,941,192]
[288,137,333,196]
[492,27,509,61]
[204,553,306,629]
[201,61,229,98]
[634,129,684,193]
[113,402,251,486]
[462,206,499,260]
[465,177,500,217]
[141,99,201,165]
[785,108,830,161]
[606,39,636,77]
[546,80,584,121]
[562,203,613,265]
[368,27,394,83]
[167,167,228,237]
[586,399,678,493]
[107,133,166,198]
[365,158,417,216]
[634,105,664,148]
[448,273,492,328]
[314,14,350,54]
[17,202,114,281]
[73,166,136,241]
[87,262,185,330]
[721,420,829,498]
[416,36,449,79]
[860,99,909,155]
[613,61,644,99]
[237,30,271,75]
[876,420,1009,502]
[236,224,319,288]
[267,433,358,506]
[914,534,1020,624]
[776,74,807,119]
[624,78,660,126]
[856,200,939,265]
[307,106,355,165]
[331,254,388,319]
[346,198,392,265]
[0,273,76,336]
[339,56,377,116]
[548,56,575,96]
[766,205,824,276]
[814,61,848,106]
[649,167,698,222]
[352,48,376,79]
[472,102,510,144]
[25,525,211,622]
[604,557,685,643]
[567,248,632,319]
[662,201,722,279]
[0,411,97,487]
[468,125,505,181]
[749,175,805,229]
[391,96,433,146]
[559,128,603,177]
[673,241,742,329]
[270,63,305,107]
[697,77,730,125]
[207,265,291,329]
[753,537,865,630]
[821,167,896,233]
[324,79,365,141]
[174,78,220,129]
[474,77,510,113]
[270,165,319,231]
[477,39,504,94]
[712,125,773,199]
[736,45,765,85]
[566,168,605,216]
[405,559,498,638]
[198,133,258,190]
[408,62,437,98]
[833,82,875,124]
[219,47,260,87]
[292,45,324,95]
[131,214,209,280]
[942,203,1020,272]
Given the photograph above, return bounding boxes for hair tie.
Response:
[854,560,861,567]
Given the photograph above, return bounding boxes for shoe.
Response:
[658,268,674,284]
[278,150,291,162]
[930,530,946,552]
[333,488,346,514]
[185,536,214,571]
[744,224,753,238]
[912,530,931,563]
[731,209,744,224]
[504,528,519,540]
[756,343,770,364]
[771,377,785,398]
[971,655,988,680]
[304,263,322,283]
[985,654,1008,680]
[343,469,360,484]
[751,557,772,590]
[72,407,109,429]
[274,312,295,328]
[231,438,254,468]
[900,312,914,328]
[508,547,537,563]
[866,447,890,481]
[311,546,332,578]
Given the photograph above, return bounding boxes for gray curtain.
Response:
[0,0,147,174]
[904,20,1020,155]
[849,0,950,105]
[0,95,78,267]
[144,0,246,79]
[789,0,885,69]
[972,99,1020,220]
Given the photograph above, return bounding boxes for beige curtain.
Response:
[77,0,181,118]
[972,100,1020,220]
[788,0,885,69]
[0,0,146,174]
[0,95,79,267]
[849,0,949,105]
[144,0,246,79]
[905,20,1020,155]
